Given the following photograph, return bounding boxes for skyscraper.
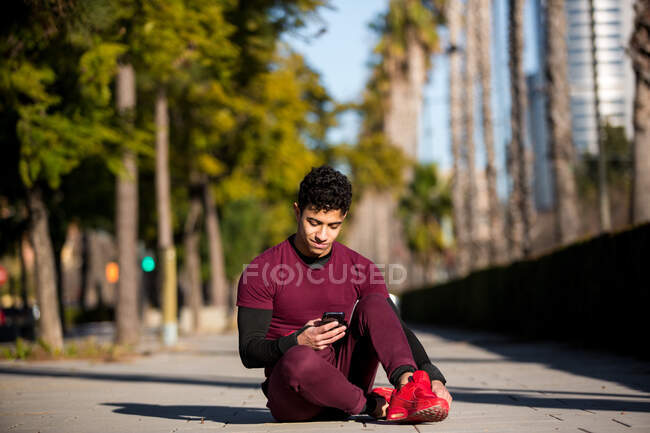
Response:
[566,0,634,153]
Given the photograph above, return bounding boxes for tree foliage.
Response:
[398,163,452,265]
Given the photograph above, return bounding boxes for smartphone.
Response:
[321,312,345,327]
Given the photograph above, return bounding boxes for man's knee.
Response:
[355,293,389,315]
[276,345,322,383]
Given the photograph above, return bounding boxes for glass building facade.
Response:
[565,0,634,153]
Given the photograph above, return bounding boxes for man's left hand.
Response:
[431,380,452,406]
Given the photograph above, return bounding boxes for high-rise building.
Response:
[521,0,634,211]
[565,0,635,153]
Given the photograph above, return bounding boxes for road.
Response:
[1,325,649,432]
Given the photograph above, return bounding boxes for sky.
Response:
[285,0,541,179]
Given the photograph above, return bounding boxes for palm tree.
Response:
[477,0,505,263]
[380,0,432,276]
[545,0,580,244]
[588,0,612,231]
[630,0,650,224]
[115,63,140,347]
[347,0,441,286]
[447,0,468,275]
[589,0,612,232]
[155,88,177,346]
[464,0,481,268]
[507,0,534,259]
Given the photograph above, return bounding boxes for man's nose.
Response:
[316,225,328,240]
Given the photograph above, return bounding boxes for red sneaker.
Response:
[386,370,449,423]
[367,387,395,419]
[370,386,395,402]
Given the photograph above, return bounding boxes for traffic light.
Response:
[141,256,155,272]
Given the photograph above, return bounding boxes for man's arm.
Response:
[387,298,447,384]
[237,306,302,368]
[238,306,349,368]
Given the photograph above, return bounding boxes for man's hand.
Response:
[296,318,346,350]
[431,380,452,406]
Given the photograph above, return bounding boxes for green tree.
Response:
[1,1,127,350]
[398,163,452,283]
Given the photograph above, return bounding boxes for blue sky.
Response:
[285,0,540,179]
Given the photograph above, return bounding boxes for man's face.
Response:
[293,203,346,257]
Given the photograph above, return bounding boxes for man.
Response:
[237,166,452,422]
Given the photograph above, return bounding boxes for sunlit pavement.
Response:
[1,325,649,433]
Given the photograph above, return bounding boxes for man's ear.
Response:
[293,202,301,222]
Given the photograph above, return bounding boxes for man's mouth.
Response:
[311,240,328,249]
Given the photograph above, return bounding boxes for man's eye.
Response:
[309,221,319,226]
[330,224,340,229]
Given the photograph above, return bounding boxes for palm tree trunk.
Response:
[183,175,203,333]
[588,0,612,232]
[477,0,505,263]
[464,0,480,268]
[27,186,63,351]
[630,0,650,224]
[448,0,468,276]
[204,180,228,310]
[115,63,140,346]
[508,0,534,258]
[156,88,177,346]
[546,0,580,244]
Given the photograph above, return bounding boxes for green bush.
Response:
[402,223,650,358]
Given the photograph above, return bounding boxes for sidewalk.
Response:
[1,325,649,432]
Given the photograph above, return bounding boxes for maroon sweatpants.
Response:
[262,293,416,421]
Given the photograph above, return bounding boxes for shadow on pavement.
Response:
[102,402,273,424]
[448,388,650,413]
[411,324,650,395]
[0,366,261,389]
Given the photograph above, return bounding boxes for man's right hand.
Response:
[296,318,346,350]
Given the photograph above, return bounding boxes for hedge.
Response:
[401,223,650,358]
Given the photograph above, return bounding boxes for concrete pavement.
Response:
[1,324,649,432]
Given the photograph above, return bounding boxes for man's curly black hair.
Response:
[298,166,352,214]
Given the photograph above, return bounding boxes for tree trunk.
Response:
[477,0,505,264]
[183,175,203,332]
[156,88,178,346]
[204,180,228,309]
[588,0,612,232]
[383,27,428,288]
[464,0,480,269]
[630,0,650,224]
[27,186,63,351]
[115,63,140,346]
[508,0,534,259]
[347,1,431,288]
[448,0,468,276]
[546,0,580,244]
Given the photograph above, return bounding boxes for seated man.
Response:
[237,166,452,422]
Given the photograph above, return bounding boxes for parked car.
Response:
[0,307,36,341]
